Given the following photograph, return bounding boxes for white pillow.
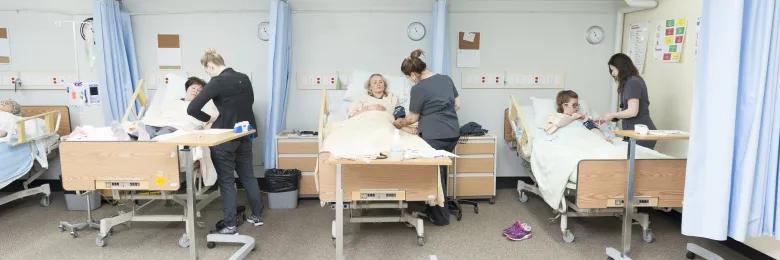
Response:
[343,70,371,102]
[327,90,349,123]
[530,97,556,129]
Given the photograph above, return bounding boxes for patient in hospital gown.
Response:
[348,73,417,135]
[141,77,218,138]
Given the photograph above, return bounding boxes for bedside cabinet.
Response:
[276,133,319,198]
[449,135,497,203]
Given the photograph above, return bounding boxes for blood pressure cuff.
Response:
[583,120,599,130]
[393,106,406,120]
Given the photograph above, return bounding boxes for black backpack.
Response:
[425,205,450,226]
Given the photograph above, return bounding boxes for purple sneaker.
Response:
[502,221,522,235]
[503,222,532,241]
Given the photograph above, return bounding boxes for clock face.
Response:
[586,25,604,45]
[258,22,270,41]
[407,22,426,41]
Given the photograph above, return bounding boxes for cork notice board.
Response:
[157,34,181,70]
[0,28,10,64]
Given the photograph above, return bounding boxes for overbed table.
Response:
[607,130,689,260]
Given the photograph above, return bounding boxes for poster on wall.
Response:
[457,32,480,68]
[0,27,10,64]
[157,34,182,70]
[628,22,650,73]
[659,18,687,63]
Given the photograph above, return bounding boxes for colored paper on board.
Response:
[666,20,675,27]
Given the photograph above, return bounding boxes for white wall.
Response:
[286,0,620,177]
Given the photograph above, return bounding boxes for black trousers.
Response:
[210,137,263,227]
[422,137,460,198]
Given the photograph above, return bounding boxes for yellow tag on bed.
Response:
[154,176,167,187]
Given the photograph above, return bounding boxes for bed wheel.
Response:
[489,197,496,204]
[417,236,425,246]
[178,233,190,248]
[518,192,528,203]
[686,251,696,259]
[96,235,108,247]
[562,230,575,243]
[206,242,216,249]
[40,195,50,207]
[642,229,655,243]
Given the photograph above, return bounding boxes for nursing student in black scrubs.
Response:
[600,53,658,149]
[393,49,470,225]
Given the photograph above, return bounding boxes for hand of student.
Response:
[571,113,586,120]
[364,104,385,111]
[393,119,404,129]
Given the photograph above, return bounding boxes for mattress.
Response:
[0,141,34,190]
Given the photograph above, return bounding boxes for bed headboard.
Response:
[509,95,529,148]
[317,89,329,148]
[21,106,71,136]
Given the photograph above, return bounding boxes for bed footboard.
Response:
[60,141,180,191]
[575,159,686,209]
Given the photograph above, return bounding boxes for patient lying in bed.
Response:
[544,90,610,143]
[140,77,218,138]
[0,99,22,138]
[348,73,417,135]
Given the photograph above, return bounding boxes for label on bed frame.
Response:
[607,196,658,207]
[351,189,406,201]
[96,180,148,190]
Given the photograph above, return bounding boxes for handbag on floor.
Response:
[425,205,450,226]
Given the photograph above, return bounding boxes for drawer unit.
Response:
[276,134,319,198]
[449,135,497,202]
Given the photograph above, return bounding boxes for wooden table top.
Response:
[613,130,689,141]
[158,129,255,146]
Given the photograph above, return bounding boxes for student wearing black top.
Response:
[600,53,657,149]
[393,49,467,225]
[187,49,263,234]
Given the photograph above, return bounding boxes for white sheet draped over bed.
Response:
[322,111,441,160]
[531,122,670,208]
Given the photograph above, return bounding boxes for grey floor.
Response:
[0,189,745,260]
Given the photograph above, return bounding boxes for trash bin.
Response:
[264,169,301,209]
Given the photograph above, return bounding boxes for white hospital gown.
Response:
[347,93,400,118]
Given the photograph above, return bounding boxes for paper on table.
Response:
[463,32,476,42]
[648,130,688,136]
[456,49,480,68]
[0,38,10,57]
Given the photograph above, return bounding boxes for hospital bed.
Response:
[0,106,64,208]
[314,89,450,259]
[504,95,686,243]
[59,77,221,251]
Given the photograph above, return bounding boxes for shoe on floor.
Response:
[503,221,532,241]
[247,215,264,226]
[216,226,238,235]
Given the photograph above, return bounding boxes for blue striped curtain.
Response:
[93,0,139,123]
[264,0,292,169]
[430,0,449,75]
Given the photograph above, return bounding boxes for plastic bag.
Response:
[263,169,301,193]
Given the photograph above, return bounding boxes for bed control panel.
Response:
[351,189,406,201]
[96,181,148,190]
[607,196,658,207]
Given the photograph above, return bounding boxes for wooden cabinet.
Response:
[449,135,496,202]
[276,134,319,198]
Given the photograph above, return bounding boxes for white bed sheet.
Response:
[530,122,670,208]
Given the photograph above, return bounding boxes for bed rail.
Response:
[12,110,61,146]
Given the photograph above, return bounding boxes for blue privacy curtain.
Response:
[94,0,140,123]
[264,0,292,169]
[682,0,780,242]
[429,0,449,75]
